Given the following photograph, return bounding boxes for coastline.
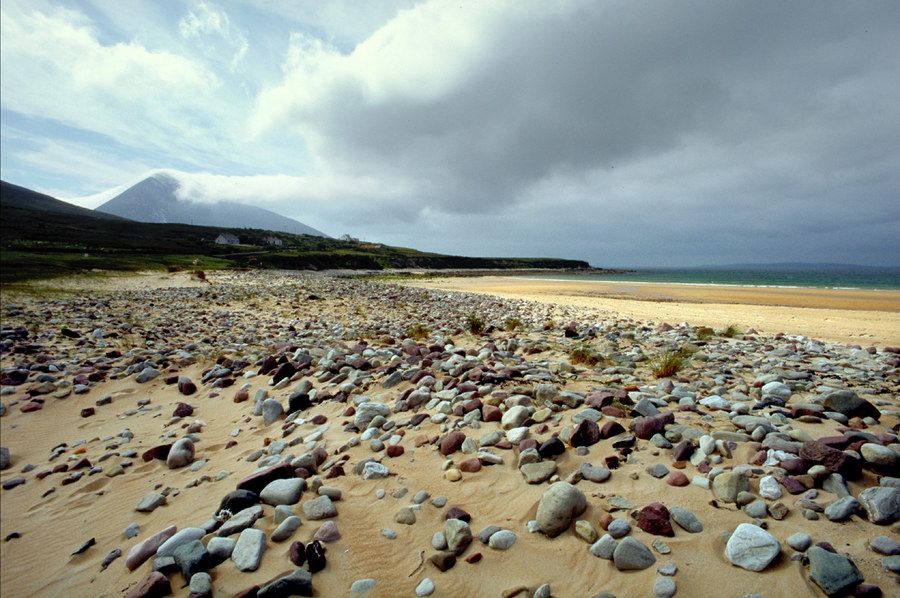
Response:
[404,276,900,347]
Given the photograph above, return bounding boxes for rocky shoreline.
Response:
[1,270,898,597]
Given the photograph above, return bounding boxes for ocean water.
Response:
[526,267,900,290]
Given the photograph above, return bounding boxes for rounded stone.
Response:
[415,578,435,597]
[725,523,781,571]
[653,576,677,598]
[536,481,587,537]
[488,530,517,550]
[166,438,195,469]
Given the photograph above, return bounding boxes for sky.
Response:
[2,0,899,268]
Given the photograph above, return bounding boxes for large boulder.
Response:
[535,481,586,537]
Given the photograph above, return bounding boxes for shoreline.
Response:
[405,276,900,347]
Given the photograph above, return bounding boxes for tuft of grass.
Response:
[504,316,522,331]
[570,343,603,367]
[466,313,485,335]
[695,327,714,340]
[720,323,741,338]
[650,349,685,378]
[406,323,430,340]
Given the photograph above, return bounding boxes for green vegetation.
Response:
[720,324,742,338]
[570,343,603,367]
[649,349,686,378]
[504,316,522,331]
[466,313,486,335]
[1,185,592,282]
[406,323,430,340]
[695,326,715,340]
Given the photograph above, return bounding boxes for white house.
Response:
[215,233,240,245]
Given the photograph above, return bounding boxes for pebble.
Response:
[271,516,302,542]
[536,481,586,537]
[350,579,376,594]
[302,495,337,520]
[613,536,656,570]
[232,528,266,572]
[652,576,677,598]
[488,530,517,550]
[415,578,436,596]
[807,545,864,596]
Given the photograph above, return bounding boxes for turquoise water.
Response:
[525,267,900,290]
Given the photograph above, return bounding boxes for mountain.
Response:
[95,173,328,237]
[1,180,129,221]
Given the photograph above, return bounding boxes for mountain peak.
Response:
[96,172,328,237]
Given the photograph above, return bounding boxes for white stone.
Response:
[758,475,783,500]
[725,523,781,571]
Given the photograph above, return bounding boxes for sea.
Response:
[524,266,900,290]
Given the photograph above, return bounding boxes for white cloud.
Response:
[179,1,249,69]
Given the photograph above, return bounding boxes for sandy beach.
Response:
[1,270,898,598]
[405,276,900,348]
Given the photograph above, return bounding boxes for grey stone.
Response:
[445,518,472,555]
[725,523,780,571]
[302,495,337,520]
[189,572,212,597]
[861,443,899,467]
[124,523,141,538]
[807,546,863,596]
[477,525,501,544]
[361,461,390,479]
[883,555,900,573]
[521,461,557,484]
[261,398,284,426]
[713,471,749,503]
[354,402,391,428]
[232,528,266,572]
[652,576,676,598]
[670,507,703,533]
[260,478,306,506]
[824,496,860,521]
[578,463,611,483]
[271,516,302,542]
[607,519,631,539]
[536,481,586,537]
[432,532,447,550]
[135,492,167,512]
[744,500,768,519]
[217,505,263,536]
[206,537,235,561]
[870,535,900,555]
[350,578,376,593]
[395,507,416,525]
[590,534,617,559]
[273,504,295,525]
[613,536,656,570]
[156,527,205,557]
[858,486,900,524]
[488,530,517,550]
[166,438,195,469]
[0,447,10,470]
[786,533,812,552]
[136,367,161,383]
[173,539,211,580]
[646,463,669,478]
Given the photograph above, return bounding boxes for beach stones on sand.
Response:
[807,546,863,596]
[166,438,194,469]
[536,481,586,537]
[613,536,656,570]
[725,523,781,571]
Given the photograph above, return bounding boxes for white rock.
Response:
[758,475,783,500]
[725,523,781,571]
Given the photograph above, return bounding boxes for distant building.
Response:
[262,236,283,246]
[215,233,240,245]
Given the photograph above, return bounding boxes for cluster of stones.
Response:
[2,270,899,597]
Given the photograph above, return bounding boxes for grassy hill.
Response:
[1,181,591,282]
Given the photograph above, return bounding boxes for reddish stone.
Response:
[672,440,694,461]
[519,439,538,452]
[637,502,674,536]
[790,406,821,419]
[386,445,405,458]
[634,413,674,440]
[459,458,482,473]
[233,389,249,403]
[289,541,306,567]
[141,444,172,462]
[666,471,689,487]
[413,435,430,447]
[570,420,600,447]
[494,441,513,450]
[538,437,566,458]
[71,458,91,470]
[605,455,620,469]
[780,476,806,494]
[794,474,814,489]
[52,463,69,473]
[780,458,806,475]
[445,507,471,522]
[21,402,42,413]
[482,405,502,422]
[750,450,767,466]
[600,421,626,439]
[600,406,625,418]
[671,461,686,469]
[410,413,429,426]
[799,440,861,479]
[324,465,345,479]
[311,414,327,425]
[80,408,95,418]
[125,571,172,598]
[464,399,483,413]
[178,379,197,395]
[173,402,193,418]
[597,513,613,530]
[312,446,328,465]
[440,431,466,456]
[465,552,482,564]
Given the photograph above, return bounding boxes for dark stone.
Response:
[482,405,502,422]
[218,489,260,515]
[822,390,881,421]
[289,541,306,567]
[305,540,326,573]
[386,445,405,457]
[124,571,171,598]
[781,476,807,495]
[142,444,172,462]
[780,458,806,475]
[80,408,95,418]
[410,413,429,426]
[445,507,471,522]
[465,552,482,564]
[288,392,311,414]
[605,455,620,469]
[173,539,212,581]
[637,502,674,536]
[178,378,197,396]
[257,568,313,598]
[271,362,297,385]
[236,463,295,495]
[440,431,466,456]
[173,402,193,418]
[570,420,601,447]
[634,412,674,440]
[600,421,626,439]
[672,440,694,461]
[430,551,456,572]
[538,436,566,458]
[807,545,864,596]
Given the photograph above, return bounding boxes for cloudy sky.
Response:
[2,1,898,267]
